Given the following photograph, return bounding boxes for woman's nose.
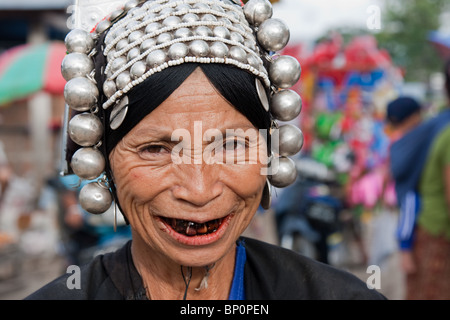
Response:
[172,164,223,207]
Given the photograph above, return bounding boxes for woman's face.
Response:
[109,68,267,267]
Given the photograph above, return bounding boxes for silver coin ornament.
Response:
[68,113,104,147]
[71,147,105,180]
[278,124,304,157]
[243,0,273,26]
[269,55,301,89]
[79,182,113,215]
[61,53,94,81]
[64,77,99,112]
[270,90,302,121]
[257,18,290,52]
[65,29,94,54]
[260,178,272,210]
[269,156,297,188]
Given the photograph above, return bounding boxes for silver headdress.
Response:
[61,0,303,215]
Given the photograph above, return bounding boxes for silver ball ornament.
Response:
[65,29,94,54]
[79,182,113,215]
[61,53,94,81]
[168,43,189,60]
[146,50,167,67]
[257,18,290,52]
[71,147,105,180]
[210,42,229,58]
[64,77,99,112]
[278,124,304,156]
[95,19,112,34]
[270,89,302,121]
[243,0,273,26]
[269,55,301,89]
[189,40,209,57]
[269,156,297,188]
[68,113,104,147]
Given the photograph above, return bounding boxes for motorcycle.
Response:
[274,156,343,264]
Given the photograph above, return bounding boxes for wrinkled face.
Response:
[109,68,267,267]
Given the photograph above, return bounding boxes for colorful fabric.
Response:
[406,226,450,300]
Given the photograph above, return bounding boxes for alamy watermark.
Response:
[366,5,382,31]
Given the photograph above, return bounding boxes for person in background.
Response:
[389,59,450,299]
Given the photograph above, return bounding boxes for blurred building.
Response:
[0,0,71,184]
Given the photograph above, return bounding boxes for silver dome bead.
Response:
[175,27,193,39]
[270,89,302,121]
[210,42,229,58]
[195,26,213,37]
[130,61,147,79]
[247,54,262,70]
[243,0,273,26]
[269,156,297,188]
[68,112,104,147]
[189,40,209,57]
[145,22,161,34]
[124,0,140,12]
[95,19,112,34]
[202,14,218,22]
[277,124,304,156]
[128,30,144,43]
[257,18,290,52]
[213,26,231,40]
[156,33,173,45]
[127,47,140,61]
[116,71,131,90]
[110,56,127,73]
[71,147,105,180]
[229,46,247,63]
[61,52,94,81]
[79,182,112,215]
[116,39,129,52]
[64,77,99,112]
[269,55,301,89]
[163,15,182,27]
[193,3,210,10]
[103,80,117,98]
[182,13,199,23]
[230,32,244,44]
[176,3,191,12]
[140,38,156,52]
[65,29,94,54]
[146,49,167,67]
[109,9,125,22]
[168,43,189,60]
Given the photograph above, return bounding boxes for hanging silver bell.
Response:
[270,89,302,121]
[269,55,301,89]
[79,182,113,215]
[68,113,104,147]
[64,77,99,112]
[278,124,304,156]
[269,156,297,188]
[61,53,94,81]
[71,147,105,180]
[243,0,273,26]
[257,18,290,52]
[65,29,94,54]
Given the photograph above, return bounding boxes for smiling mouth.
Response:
[161,217,226,237]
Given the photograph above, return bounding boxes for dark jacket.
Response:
[25,237,385,300]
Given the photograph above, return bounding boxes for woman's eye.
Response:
[141,145,170,155]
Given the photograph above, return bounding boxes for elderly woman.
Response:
[27,0,385,300]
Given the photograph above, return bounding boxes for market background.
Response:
[0,0,450,300]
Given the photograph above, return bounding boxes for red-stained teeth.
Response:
[162,217,223,237]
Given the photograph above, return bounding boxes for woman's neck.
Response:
[130,232,236,300]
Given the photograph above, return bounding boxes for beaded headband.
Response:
[61,0,304,215]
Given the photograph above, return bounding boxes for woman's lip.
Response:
[157,214,233,246]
